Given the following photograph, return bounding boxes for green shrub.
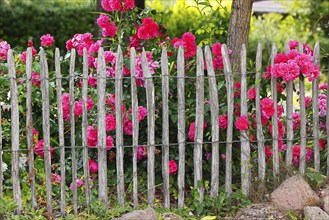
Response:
[0,1,96,51]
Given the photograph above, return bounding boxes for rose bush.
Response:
[0,0,325,213]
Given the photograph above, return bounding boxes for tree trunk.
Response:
[227,0,254,73]
[95,0,103,37]
[135,0,145,10]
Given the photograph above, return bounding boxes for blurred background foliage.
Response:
[0,0,96,51]
[0,0,328,67]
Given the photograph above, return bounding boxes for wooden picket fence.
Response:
[0,41,324,216]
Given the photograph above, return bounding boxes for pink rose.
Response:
[40,34,55,47]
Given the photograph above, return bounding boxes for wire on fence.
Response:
[0,135,323,152]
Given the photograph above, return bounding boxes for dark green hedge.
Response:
[0,2,96,51]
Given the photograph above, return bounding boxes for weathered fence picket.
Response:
[298,42,307,176]
[26,47,37,210]
[255,42,265,181]
[115,46,125,206]
[40,48,53,215]
[161,47,170,208]
[143,48,156,207]
[285,43,294,171]
[270,43,279,183]
[97,48,108,205]
[130,47,139,207]
[177,46,186,208]
[313,43,320,172]
[327,67,329,177]
[240,44,250,196]
[55,48,66,216]
[194,46,205,202]
[69,49,78,214]
[222,44,233,194]
[82,48,91,206]
[8,49,22,214]
[205,46,220,198]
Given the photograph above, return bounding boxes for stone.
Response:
[323,195,329,214]
[234,203,290,220]
[112,207,158,220]
[162,212,184,220]
[270,175,321,211]
[303,206,329,220]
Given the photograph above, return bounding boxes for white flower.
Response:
[2,162,8,172]
[19,154,27,170]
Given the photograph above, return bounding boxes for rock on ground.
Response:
[234,203,290,220]
[112,207,158,220]
[303,206,329,220]
[270,175,320,211]
[162,212,184,220]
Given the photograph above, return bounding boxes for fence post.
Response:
[40,48,53,215]
[240,44,250,196]
[130,47,139,207]
[285,43,294,171]
[26,47,37,209]
[82,48,91,206]
[143,48,156,207]
[69,49,78,214]
[222,44,233,194]
[55,48,66,216]
[312,42,320,172]
[194,46,205,202]
[205,46,220,198]
[255,42,265,182]
[270,43,279,183]
[97,47,108,205]
[298,42,307,176]
[161,47,170,208]
[177,46,186,208]
[115,46,125,206]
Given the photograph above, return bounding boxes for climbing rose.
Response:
[138,106,147,121]
[218,114,228,129]
[172,32,197,58]
[106,136,114,150]
[169,160,177,174]
[101,0,134,11]
[87,125,98,147]
[235,116,249,131]
[0,40,11,60]
[106,114,116,131]
[89,160,99,174]
[137,17,159,40]
[40,34,55,47]
[96,14,118,38]
[66,33,94,56]
[260,98,275,119]
[35,140,55,158]
[31,72,41,87]
[69,178,84,191]
[188,121,207,141]
[51,173,61,185]
[137,146,147,160]
[247,87,256,100]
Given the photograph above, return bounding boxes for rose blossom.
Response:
[169,160,177,174]
[40,34,55,47]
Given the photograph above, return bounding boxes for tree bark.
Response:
[135,0,145,10]
[227,0,254,73]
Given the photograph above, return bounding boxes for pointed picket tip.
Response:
[142,48,151,78]
[256,42,262,72]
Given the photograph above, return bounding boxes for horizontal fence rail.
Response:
[0,42,325,215]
